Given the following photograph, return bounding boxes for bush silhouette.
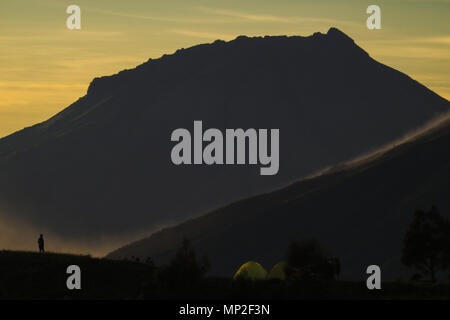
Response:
[285,238,340,282]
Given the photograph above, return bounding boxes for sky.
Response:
[0,0,449,138]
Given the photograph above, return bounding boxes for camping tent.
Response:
[267,262,287,280]
[233,261,267,280]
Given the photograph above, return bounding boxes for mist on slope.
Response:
[1,110,449,257]
[304,110,450,180]
[0,210,143,257]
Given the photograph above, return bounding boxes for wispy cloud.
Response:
[398,0,450,3]
[0,31,125,42]
[196,6,358,26]
[88,8,233,24]
[170,29,236,41]
[197,7,292,23]
[364,36,450,46]
[414,36,450,45]
[0,82,86,90]
[90,8,188,22]
[366,45,450,60]
[360,35,450,60]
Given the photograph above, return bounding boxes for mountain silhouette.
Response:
[107,114,450,280]
[0,28,448,245]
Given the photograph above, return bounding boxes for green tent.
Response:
[233,261,267,280]
[267,262,287,280]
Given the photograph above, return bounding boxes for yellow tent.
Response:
[233,261,267,280]
[267,262,287,280]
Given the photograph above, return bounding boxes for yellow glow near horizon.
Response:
[0,0,449,138]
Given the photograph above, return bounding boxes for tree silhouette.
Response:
[402,206,450,282]
[159,238,210,291]
[285,238,340,282]
[145,256,155,268]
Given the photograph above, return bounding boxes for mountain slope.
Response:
[107,114,450,280]
[0,28,448,246]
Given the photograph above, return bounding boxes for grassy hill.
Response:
[0,250,153,299]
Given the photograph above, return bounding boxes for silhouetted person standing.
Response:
[38,234,45,253]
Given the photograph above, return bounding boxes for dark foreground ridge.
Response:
[0,250,150,299]
[2,250,450,299]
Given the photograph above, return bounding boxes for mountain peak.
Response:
[326,27,355,43]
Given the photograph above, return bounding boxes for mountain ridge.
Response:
[0,28,448,252]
